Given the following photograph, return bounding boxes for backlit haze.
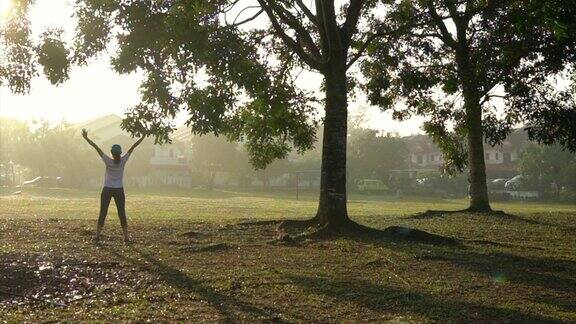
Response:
[0,0,425,134]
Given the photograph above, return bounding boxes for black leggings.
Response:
[98,187,127,227]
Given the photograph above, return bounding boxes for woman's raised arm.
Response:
[82,129,105,157]
[127,135,146,155]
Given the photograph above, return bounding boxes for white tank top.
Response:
[101,153,130,188]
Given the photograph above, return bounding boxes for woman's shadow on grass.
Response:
[105,246,293,322]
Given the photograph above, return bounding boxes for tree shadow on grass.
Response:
[416,249,576,294]
[407,209,512,220]
[106,247,291,322]
[283,274,560,323]
[406,209,576,232]
[496,213,576,231]
[0,253,40,302]
[536,294,576,314]
[313,233,576,316]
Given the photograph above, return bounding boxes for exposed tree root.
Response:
[237,220,283,227]
[410,208,511,219]
[277,218,320,231]
[180,243,236,253]
[277,217,460,246]
[267,233,300,246]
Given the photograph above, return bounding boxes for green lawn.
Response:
[1,187,575,322]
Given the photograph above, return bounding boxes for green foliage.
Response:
[363,0,576,169]
[0,119,100,186]
[0,0,71,91]
[525,73,576,152]
[422,121,467,175]
[189,126,409,189]
[26,122,101,185]
[36,28,70,85]
[0,0,392,176]
[72,0,113,65]
[0,118,29,165]
[190,134,248,187]
[518,144,576,193]
[0,10,35,93]
[347,128,408,182]
[1,0,327,169]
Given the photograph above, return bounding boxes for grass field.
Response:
[1,187,575,322]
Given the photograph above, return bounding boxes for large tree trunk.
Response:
[314,65,350,228]
[456,37,492,212]
[464,95,492,212]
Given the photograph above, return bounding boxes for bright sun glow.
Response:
[0,0,14,19]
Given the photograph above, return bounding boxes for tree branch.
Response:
[426,1,457,48]
[341,0,364,50]
[221,0,242,14]
[228,7,264,27]
[268,1,322,60]
[258,0,324,70]
[316,0,343,63]
[346,32,378,69]
[294,0,317,25]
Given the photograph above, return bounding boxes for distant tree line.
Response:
[0,118,153,187]
[2,117,573,202]
[1,117,409,189]
[190,126,410,190]
[0,118,98,186]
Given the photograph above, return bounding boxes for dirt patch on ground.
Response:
[0,252,144,308]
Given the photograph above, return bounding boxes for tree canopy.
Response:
[1,0,384,169]
[362,0,576,211]
[364,0,575,154]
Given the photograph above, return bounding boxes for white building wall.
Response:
[150,146,187,166]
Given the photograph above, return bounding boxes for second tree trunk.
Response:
[315,67,350,227]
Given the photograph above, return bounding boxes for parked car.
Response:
[356,179,388,193]
[21,176,63,187]
[416,177,434,187]
[489,178,509,190]
[505,175,524,190]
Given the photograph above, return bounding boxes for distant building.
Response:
[145,141,191,188]
[77,114,193,188]
[402,130,530,178]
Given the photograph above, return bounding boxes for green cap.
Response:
[111,144,122,155]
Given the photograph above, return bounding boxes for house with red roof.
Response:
[402,130,530,179]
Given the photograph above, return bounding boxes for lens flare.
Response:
[492,271,507,283]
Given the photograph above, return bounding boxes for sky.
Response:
[0,0,425,135]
